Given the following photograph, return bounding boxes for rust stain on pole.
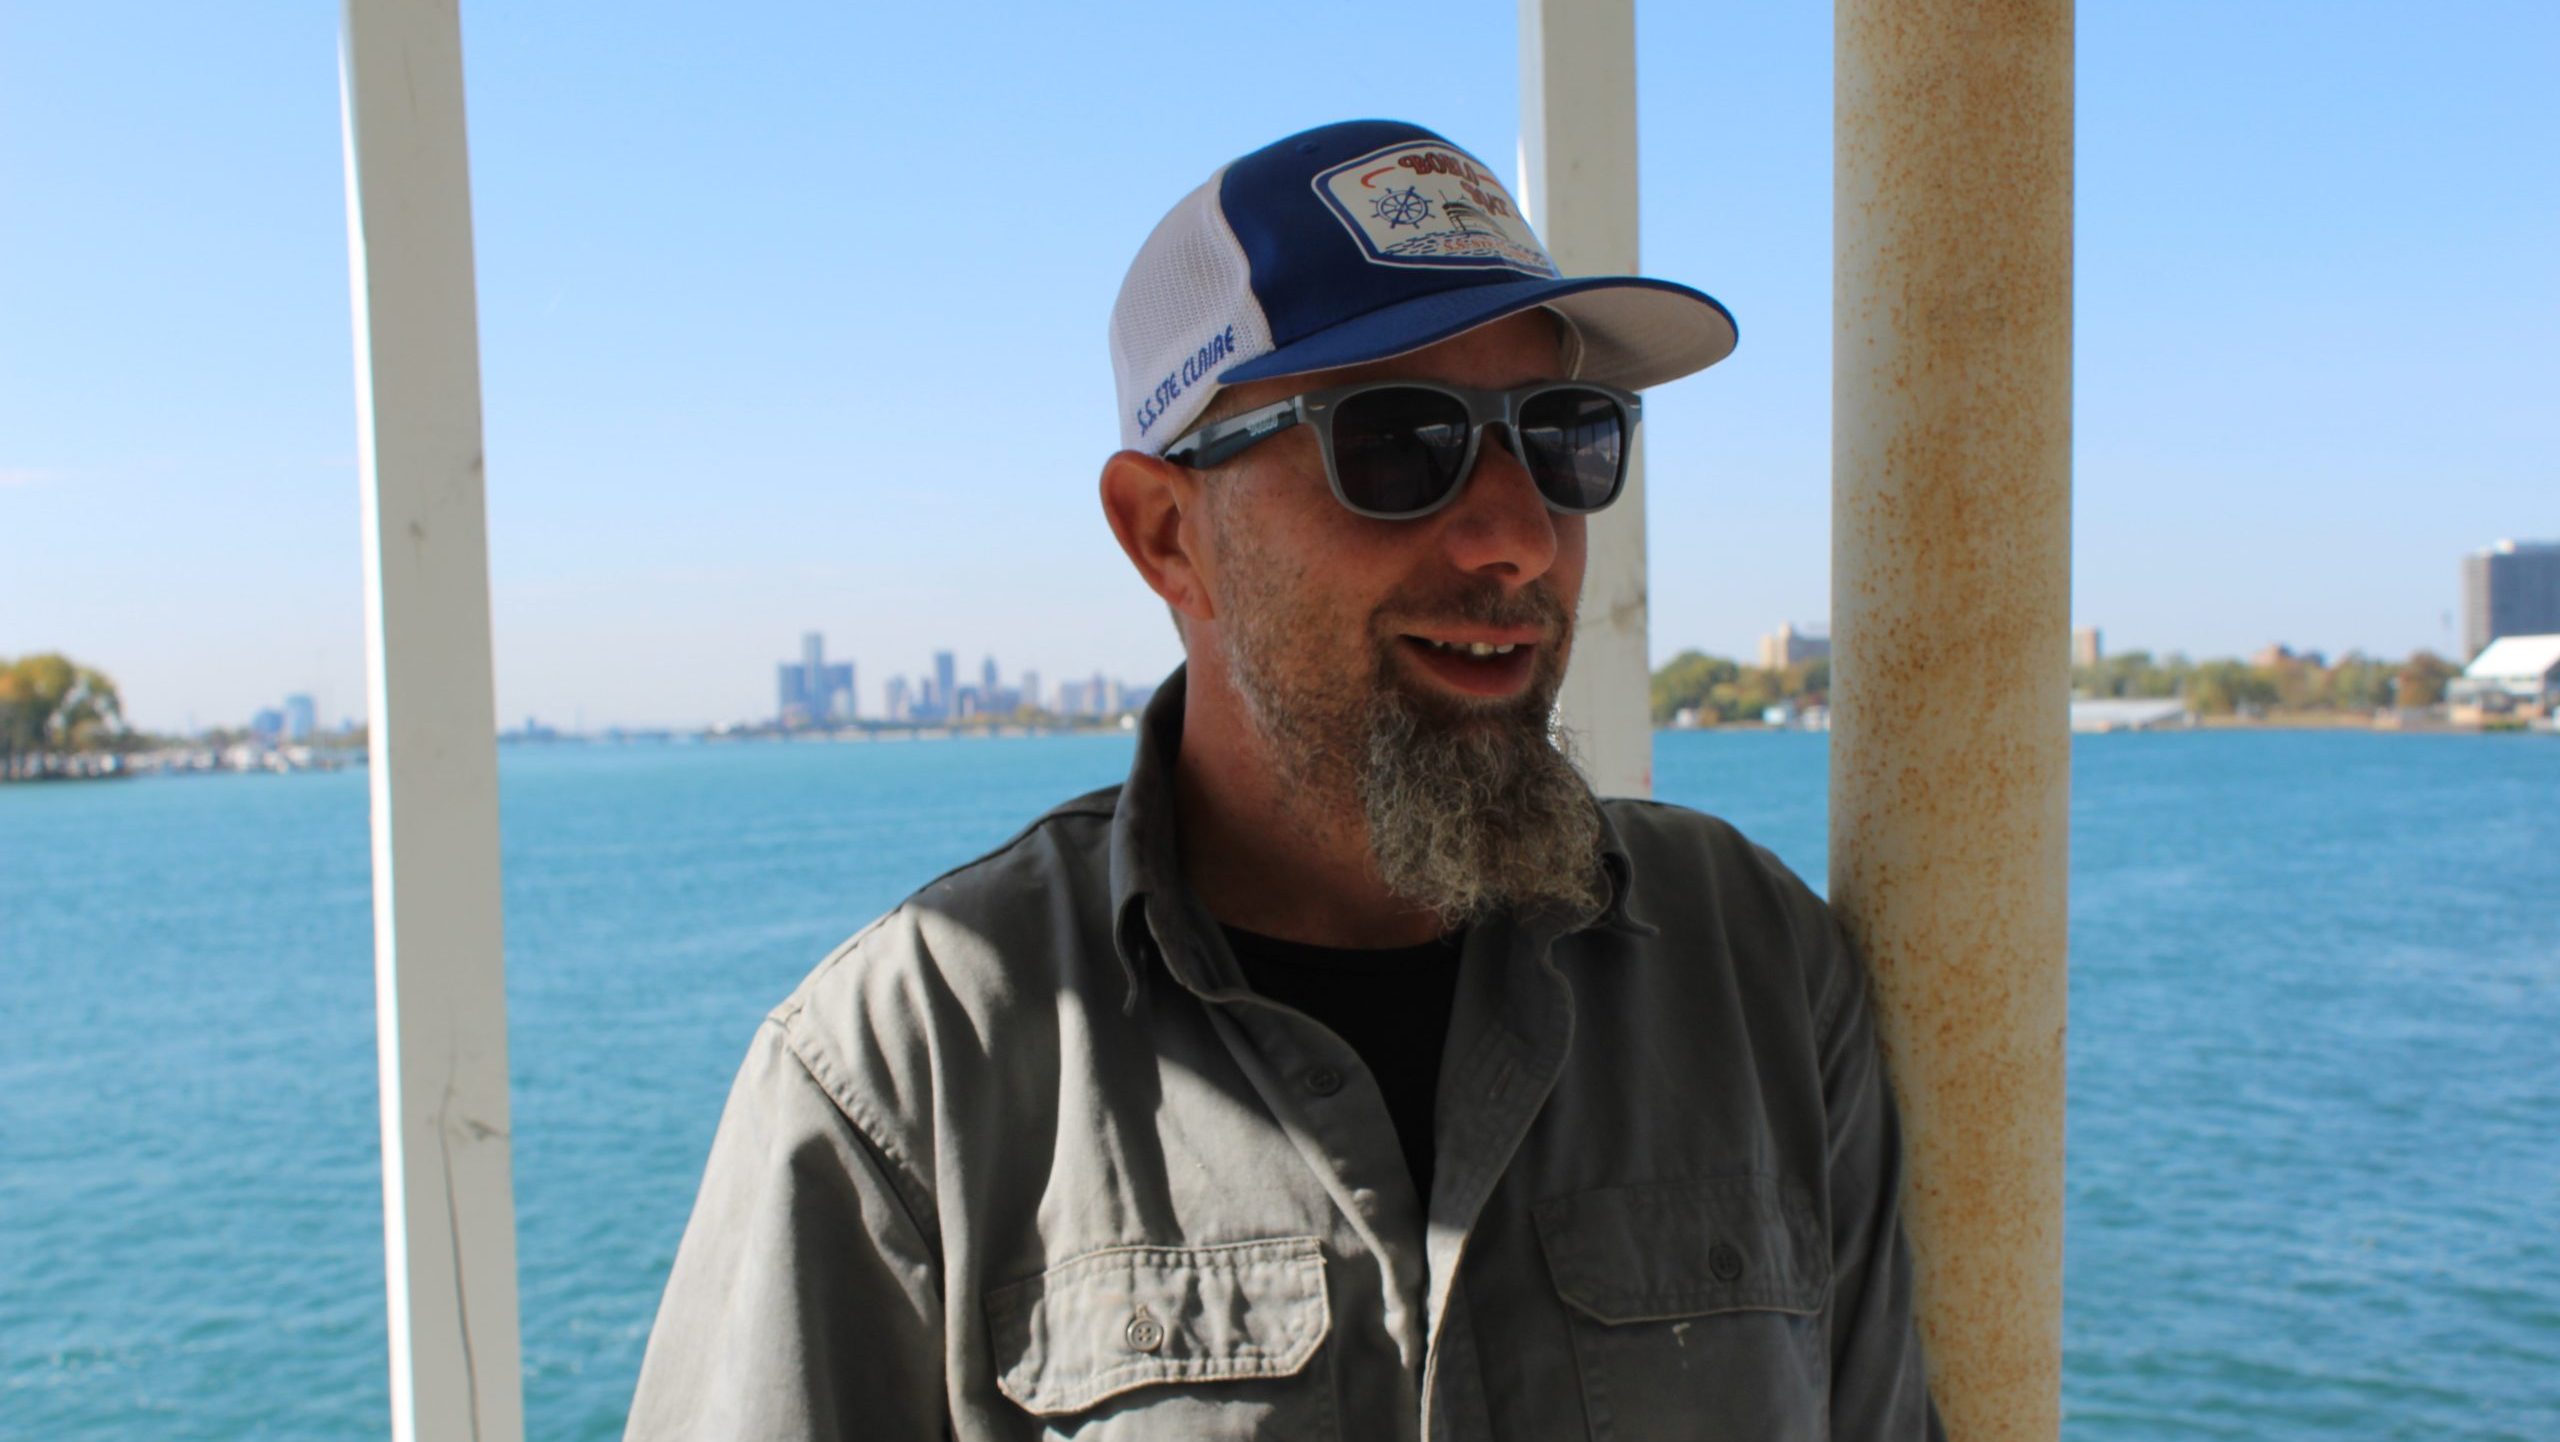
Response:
[1833,1,2072,1438]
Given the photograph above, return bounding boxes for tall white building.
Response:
[1757,623,1831,671]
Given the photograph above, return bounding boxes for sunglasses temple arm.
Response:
[1187,401,1305,469]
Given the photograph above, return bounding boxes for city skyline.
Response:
[772,633,1158,729]
[174,561,2554,739]
[6,6,2551,733]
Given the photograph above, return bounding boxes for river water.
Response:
[4,729,2553,1438]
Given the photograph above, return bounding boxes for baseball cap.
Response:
[1109,118,1737,455]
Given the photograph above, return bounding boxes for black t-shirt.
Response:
[1222,924,1464,1203]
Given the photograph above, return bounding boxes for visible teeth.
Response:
[1423,639,1518,656]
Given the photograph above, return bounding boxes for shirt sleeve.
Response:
[626,1019,947,1441]
[1811,907,1949,1441]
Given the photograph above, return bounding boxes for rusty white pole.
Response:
[1520,0,1651,798]
[1832,0,2073,1437]
[340,1,525,1438]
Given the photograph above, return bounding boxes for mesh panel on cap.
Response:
[1109,168,1275,454]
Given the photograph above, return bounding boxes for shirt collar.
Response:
[1107,664,1656,1006]
[1107,667,1202,1004]
[1590,804,1660,939]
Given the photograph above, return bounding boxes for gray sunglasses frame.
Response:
[1161,378,1643,520]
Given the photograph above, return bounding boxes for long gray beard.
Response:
[1356,688,1610,930]
[1206,506,1610,930]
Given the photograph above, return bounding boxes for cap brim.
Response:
[1218,275,1737,391]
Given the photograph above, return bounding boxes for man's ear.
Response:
[1100,450,1218,625]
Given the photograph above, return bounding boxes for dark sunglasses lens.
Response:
[1516,388,1627,512]
[1329,388,1473,516]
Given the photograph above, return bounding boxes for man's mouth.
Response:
[1396,631,1543,698]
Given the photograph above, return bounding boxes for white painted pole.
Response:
[1833,0,2074,1436]
[339,1,525,1438]
[1520,0,1652,798]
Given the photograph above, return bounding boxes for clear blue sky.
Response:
[3,2,2552,732]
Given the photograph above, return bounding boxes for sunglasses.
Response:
[1162,378,1642,520]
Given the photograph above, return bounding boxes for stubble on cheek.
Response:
[1208,493,1371,808]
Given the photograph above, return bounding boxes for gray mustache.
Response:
[1387,583,1570,634]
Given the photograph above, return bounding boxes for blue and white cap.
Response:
[1110,118,1738,455]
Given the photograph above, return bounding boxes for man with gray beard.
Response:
[630,120,1943,1441]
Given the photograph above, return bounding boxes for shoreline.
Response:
[1668,712,2549,737]
[11,711,2548,785]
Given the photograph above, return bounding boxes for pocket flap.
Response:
[985,1237,1331,1416]
[1534,1176,1826,1323]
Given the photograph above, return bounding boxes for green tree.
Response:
[2394,650,2456,708]
[2186,666,2230,716]
[2186,659,2275,716]
[2076,650,2188,701]
[0,661,28,777]
[1651,650,1740,724]
[1785,658,1831,702]
[2266,660,2317,711]
[2137,652,2188,699]
[0,654,124,778]
[1709,668,1781,722]
[2329,652,2390,710]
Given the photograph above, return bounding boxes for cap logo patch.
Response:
[1313,143,1557,278]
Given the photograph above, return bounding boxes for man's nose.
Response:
[1435,426,1560,584]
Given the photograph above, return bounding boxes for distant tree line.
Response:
[0,654,126,779]
[1649,645,2464,726]
[2072,648,2458,715]
[1650,652,1829,725]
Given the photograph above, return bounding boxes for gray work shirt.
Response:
[629,672,1944,1440]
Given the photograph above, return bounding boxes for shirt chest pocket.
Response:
[1534,1177,1830,1442]
[983,1237,1337,1442]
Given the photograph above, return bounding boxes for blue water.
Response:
[3,731,2554,1438]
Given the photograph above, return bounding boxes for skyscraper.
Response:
[2462,540,2560,660]
[778,633,855,726]
[284,693,317,742]
[935,651,958,719]
[2070,627,2103,669]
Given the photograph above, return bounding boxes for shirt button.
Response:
[1124,1306,1165,1353]
[1304,1065,1344,1097]
[1708,1241,1746,1282]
